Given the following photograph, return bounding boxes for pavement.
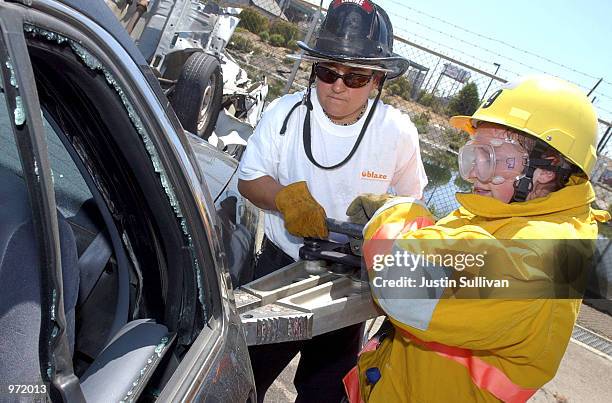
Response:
[530,341,612,403]
[265,354,299,403]
[264,309,612,403]
[577,303,612,339]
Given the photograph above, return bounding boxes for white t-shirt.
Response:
[238,90,428,260]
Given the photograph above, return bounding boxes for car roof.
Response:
[30,0,147,67]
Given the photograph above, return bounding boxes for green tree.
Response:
[227,34,253,53]
[259,30,270,42]
[417,91,444,114]
[267,78,284,101]
[443,127,468,151]
[269,20,299,45]
[268,34,285,47]
[238,8,269,34]
[423,161,452,187]
[286,39,299,51]
[454,175,473,192]
[447,82,480,116]
[420,144,457,170]
[386,76,412,100]
[412,111,431,134]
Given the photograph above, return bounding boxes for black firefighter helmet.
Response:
[297,0,409,79]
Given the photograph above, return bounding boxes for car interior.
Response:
[0,30,207,401]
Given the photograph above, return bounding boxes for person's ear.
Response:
[373,73,382,86]
[534,168,556,185]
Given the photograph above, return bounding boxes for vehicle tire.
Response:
[170,52,223,140]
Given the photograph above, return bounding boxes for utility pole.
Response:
[283,2,322,95]
[480,62,501,102]
[597,125,612,154]
[448,79,459,98]
[423,56,442,94]
[431,65,446,97]
[588,78,603,97]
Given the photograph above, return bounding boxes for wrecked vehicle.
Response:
[106,0,268,159]
[0,0,375,401]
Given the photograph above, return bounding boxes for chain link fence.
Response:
[218,0,612,219]
[218,0,315,101]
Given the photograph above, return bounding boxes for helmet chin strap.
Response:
[302,66,387,170]
[511,164,537,203]
[279,64,386,169]
[279,67,316,136]
[511,142,574,202]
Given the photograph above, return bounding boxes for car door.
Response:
[0,0,254,401]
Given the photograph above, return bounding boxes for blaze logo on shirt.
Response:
[361,170,388,180]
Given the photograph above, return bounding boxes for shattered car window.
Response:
[25,23,208,314]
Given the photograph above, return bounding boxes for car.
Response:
[0,0,257,401]
[106,0,269,159]
[0,1,375,401]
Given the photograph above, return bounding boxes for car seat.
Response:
[0,170,79,386]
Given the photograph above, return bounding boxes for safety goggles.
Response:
[314,65,374,88]
[458,138,529,184]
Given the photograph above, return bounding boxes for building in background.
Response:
[224,0,289,20]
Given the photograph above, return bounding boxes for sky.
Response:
[304,0,612,131]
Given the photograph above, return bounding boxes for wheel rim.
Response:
[197,79,215,134]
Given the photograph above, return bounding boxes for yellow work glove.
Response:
[346,193,395,225]
[275,181,329,238]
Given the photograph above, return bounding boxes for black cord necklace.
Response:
[278,67,387,171]
[302,77,386,170]
[324,103,367,126]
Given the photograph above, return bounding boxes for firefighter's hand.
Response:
[346,193,394,225]
[275,181,328,238]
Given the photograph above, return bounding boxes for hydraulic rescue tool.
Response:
[237,219,378,345]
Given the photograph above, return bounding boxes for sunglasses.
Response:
[314,65,374,88]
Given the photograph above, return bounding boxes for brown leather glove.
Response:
[346,193,395,225]
[275,181,328,238]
